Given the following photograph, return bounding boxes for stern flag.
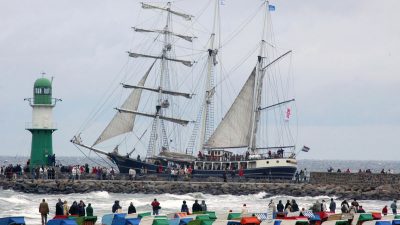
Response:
[302,146,310,152]
[268,5,275,11]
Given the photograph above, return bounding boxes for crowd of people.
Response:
[38,198,93,225]
[38,197,399,225]
[266,198,399,217]
[327,167,396,174]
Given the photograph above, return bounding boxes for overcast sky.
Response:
[0,0,399,160]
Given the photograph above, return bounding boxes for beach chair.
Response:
[169,218,180,225]
[126,214,138,219]
[0,217,26,225]
[126,218,141,225]
[140,217,155,225]
[241,217,261,225]
[47,219,78,225]
[216,213,229,220]
[392,220,400,225]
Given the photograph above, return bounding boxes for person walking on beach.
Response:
[86,203,94,216]
[391,200,397,215]
[192,200,202,212]
[112,200,122,213]
[55,199,64,216]
[181,201,189,213]
[63,201,69,216]
[78,200,86,217]
[241,204,248,214]
[382,205,388,216]
[329,198,336,213]
[201,200,207,211]
[291,200,299,212]
[341,200,349,213]
[321,200,327,212]
[151,199,160,215]
[284,200,291,211]
[69,201,79,215]
[39,199,49,225]
[277,200,284,213]
[351,199,359,208]
[128,202,136,214]
[268,200,277,218]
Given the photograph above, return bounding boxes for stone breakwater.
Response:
[0,179,399,200]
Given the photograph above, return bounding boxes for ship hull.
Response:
[108,153,297,180]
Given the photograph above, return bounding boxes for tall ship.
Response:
[72,0,299,179]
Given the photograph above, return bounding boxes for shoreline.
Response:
[0,179,398,200]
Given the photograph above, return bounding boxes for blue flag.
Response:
[268,5,275,11]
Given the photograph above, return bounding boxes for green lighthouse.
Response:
[26,77,60,168]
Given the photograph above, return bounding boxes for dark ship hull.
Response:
[108,153,297,180]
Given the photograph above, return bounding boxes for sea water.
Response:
[0,189,391,225]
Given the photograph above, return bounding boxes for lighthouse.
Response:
[25,77,61,168]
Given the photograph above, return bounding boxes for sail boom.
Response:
[128,52,193,67]
[141,3,193,21]
[259,99,295,111]
[71,136,109,156]
[116,108,190,126]
[262,50,292,71]
[204,145,248,150]
[122,84,193,99]
[133,27,196,42]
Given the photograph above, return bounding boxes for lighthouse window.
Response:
[44,88,51,94]
[35,88,42,94]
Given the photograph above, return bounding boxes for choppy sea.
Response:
[0,190,392,225]
[0,156,398,224]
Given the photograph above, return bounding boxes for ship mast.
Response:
[198,0,220,153]
[249,0,269,152]
[148,2,174,157]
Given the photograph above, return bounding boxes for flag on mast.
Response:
[301,146,310,152]
[268,5,276,11]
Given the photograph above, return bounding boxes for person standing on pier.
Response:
[39,199,49,225]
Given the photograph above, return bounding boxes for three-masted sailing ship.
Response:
[72,0,298,179]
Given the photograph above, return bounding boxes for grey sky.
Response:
[0,0,399,160]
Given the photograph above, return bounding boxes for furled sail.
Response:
[205,68,256,148]
[133,27,196,42]
[93,61,156,146]
[141,3,193,21]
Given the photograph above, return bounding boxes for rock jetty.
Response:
[0,179,398,200]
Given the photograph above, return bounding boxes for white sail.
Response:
[205,68,256,148]
[93,61,155,146]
